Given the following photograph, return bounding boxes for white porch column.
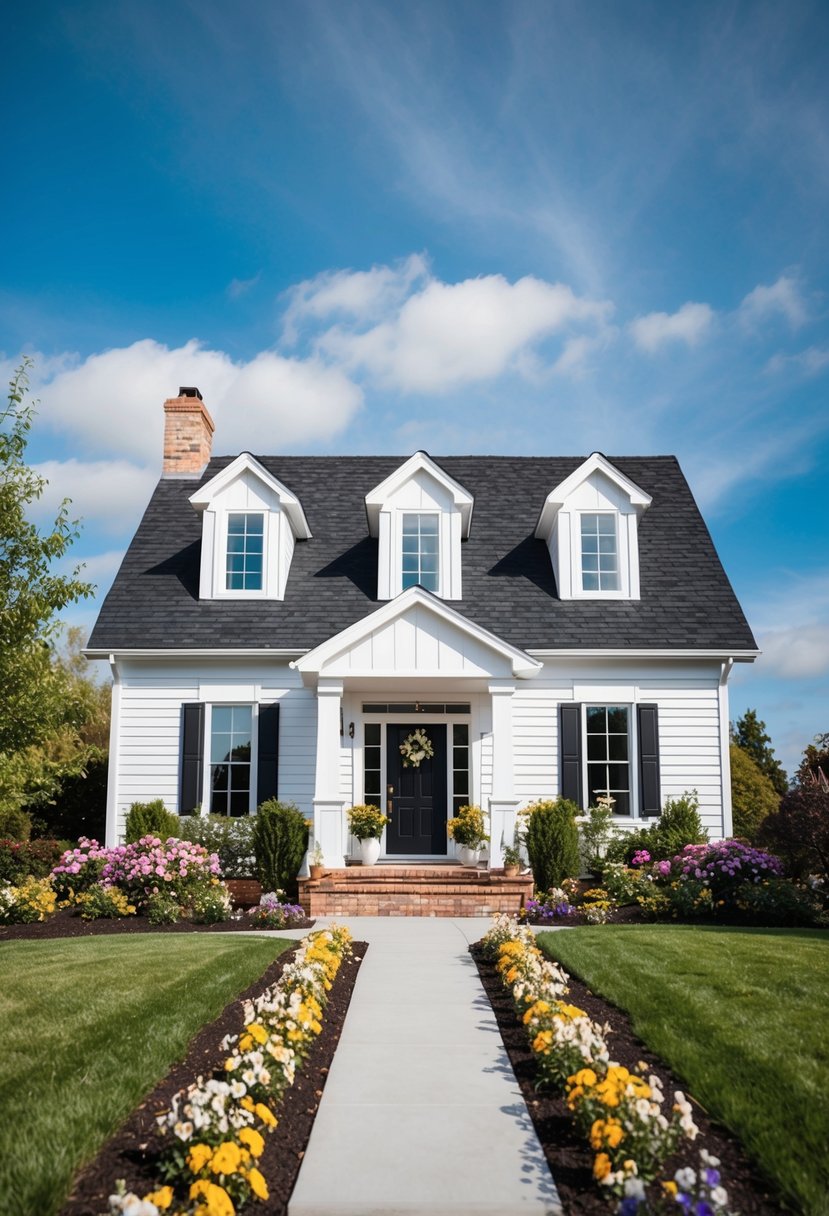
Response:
[488,680,520,868]
[312,679,347,868]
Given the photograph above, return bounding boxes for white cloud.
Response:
[748,572,829,679]
[30,459,157,533]
[283,254,429,340]
[226,273,261,299]
[629,301,715,353]
[26,339,363,464]
[764,345,829,377]
[758,625,829,679]
[739,274,809,329]
[313,271,613,392]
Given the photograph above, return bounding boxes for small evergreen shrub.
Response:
[124,799,180,843]
[603,792,707,865]
[0,838,65,883]
[524,798,581,892]
[0,806,33,842]
[579,802,617,872]
[253,800,309,900]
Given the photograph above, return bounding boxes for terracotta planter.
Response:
[225,879,262,908]
[503,864,520,878]
[359,837,382,866]
[309,864,325,881]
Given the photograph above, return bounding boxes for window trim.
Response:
[225,511,266,593]
[401,511,441,594]
[579,512,620,594]
[214,509,271,600]
[393,508,445,597]
[582,703,634,817]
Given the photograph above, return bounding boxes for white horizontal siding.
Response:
[645,684,724,836]
[513,687,558,799]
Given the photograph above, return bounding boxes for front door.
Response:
[385,724,447,855]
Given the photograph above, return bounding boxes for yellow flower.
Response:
[255,1101,277,1128]
[246,1167,269,1200]
[604,1122,624,1150]
[241,1096,255,1113]
[187,1143,213,1173]
[144,1187,173,1210]
[531,1030,553,1055]
[589,1120,607,1150]
[239,1127,265,1158]
[190,1179,236,1216]
[663,1181,678,1197]
[211,1141,243,1175]
[568,1068,597,1089]
[593,1152,612,1181]
[247,1023,269,1045]
[239,1034,254,1052]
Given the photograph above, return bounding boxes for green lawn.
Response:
[538,924,829,1215]
[0,934,291,1216]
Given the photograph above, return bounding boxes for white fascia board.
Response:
[364,451,474,537]
[527,648,759,662]
[535,452,652,540]
[291,585,541,678]
[188,452,312,539]
[83,647,306,661]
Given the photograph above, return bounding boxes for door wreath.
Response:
[399,727,434,768]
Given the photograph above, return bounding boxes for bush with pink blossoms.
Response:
[51,837,109,899]
[100,835,222,907]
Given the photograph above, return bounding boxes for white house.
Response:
[86,388,758,866]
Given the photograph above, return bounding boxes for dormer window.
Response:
[535,453,651,602]
[226,513,264,591]
[580,513,619,592]
[190,453,311,602]
[365,452,473,601]
[402,513,439,591]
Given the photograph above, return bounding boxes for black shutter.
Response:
[559,703,583,806]
[637,704,661,816]
[180,703,205,813]
[256,702,280,806]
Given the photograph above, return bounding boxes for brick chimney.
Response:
[162,387,215,476]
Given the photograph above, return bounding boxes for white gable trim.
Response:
[365,451,473,538]
[291,586,541,680]
[189,452,312,539]
[535,452,651,542]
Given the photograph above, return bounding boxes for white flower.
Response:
[700,1148,721,1167]
[680,1114,699,1139]
[635,1098,652,1119]
[711,1186,729,1208]
[675,1167,697,1190]
[173,1120,194,1141]
[623,1177,646,1199]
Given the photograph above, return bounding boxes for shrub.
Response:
[656,839,783,898]
[730,743,780,840]
[600,861,648,904]
[603,792,707,865]
[146,889,181,925]
[74,883,136,920]
[125,799,180,844]
[178,814,256,878]
[524,799,581,892]
[189,882,233,924]
[0,806,32,841]
[578,802,616,872]
[253,800,309,900]
[247,890,307,928]
[760,784,829,881]
[0,838,65,883]
[101,835,221,907]
[732,878,820,927]
[51,837,108,899]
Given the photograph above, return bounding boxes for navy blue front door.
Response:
[385,724,447,855]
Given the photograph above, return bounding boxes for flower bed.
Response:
[63,927,356,1216]
[478,915,752,1214]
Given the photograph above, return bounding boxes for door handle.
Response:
[387,783,394,815]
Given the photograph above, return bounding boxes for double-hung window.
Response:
[401,513,439,592]
[209,705,253,816]
[580,513,619,592]
[226,513,264,591]
[585,705,631,816]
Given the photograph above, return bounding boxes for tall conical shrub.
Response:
[525,798,581,892]
[253,800,309,899]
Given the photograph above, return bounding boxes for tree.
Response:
[760,733,829,879]
[732,709,788,795]
[0,360,94,787]
[729,743,780,841]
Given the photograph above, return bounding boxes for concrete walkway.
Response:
[284,916,562,1216]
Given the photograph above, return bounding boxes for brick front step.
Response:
[298,865,533,917]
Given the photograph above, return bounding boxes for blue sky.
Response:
[2,1,827,779]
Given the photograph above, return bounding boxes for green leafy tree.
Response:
[732,709,788,795]
[0,361,94,807]
[730,743,780,841]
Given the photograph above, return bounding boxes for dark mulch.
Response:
[470,943,786,1216]
[0,908,315,940]
[60,940,368,1216]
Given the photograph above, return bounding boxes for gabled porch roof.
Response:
[290,586,542,685]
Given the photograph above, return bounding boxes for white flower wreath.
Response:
[399,727,434,768]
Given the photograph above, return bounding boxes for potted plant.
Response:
[502,844,521,877]
[347,804,389,866]
[447,804,489,866]
[309,840,325,881]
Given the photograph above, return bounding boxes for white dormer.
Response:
[365,452,473,601]
[190,453,311,601]
[535,453,651,600]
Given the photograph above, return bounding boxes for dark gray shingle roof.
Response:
[88,455,757,653]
